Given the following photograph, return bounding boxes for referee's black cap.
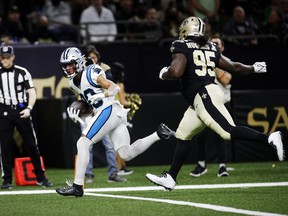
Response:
[0,45,14,57]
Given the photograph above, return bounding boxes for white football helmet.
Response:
[60,47,85,78]
[178,16,205,40]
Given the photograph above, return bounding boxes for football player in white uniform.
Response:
[146,16,285,191]
[56,47,175,197]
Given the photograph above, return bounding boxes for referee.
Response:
[0,45,53,189]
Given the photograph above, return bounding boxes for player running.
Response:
[146,16,285,190]
[56,47,175,197]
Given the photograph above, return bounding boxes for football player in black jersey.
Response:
[146,16,285,191]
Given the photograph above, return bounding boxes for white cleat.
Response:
[268,131,285,161]
[146,172,176,191]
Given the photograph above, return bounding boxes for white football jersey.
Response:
[69,64,114,111]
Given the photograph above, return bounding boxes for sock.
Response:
[230,126,268,143]
[219,163,225,168]
[198,161,205,168]
[118,133,159,161]
[73,183,83,191]
[168,140,191,180]
[74,136,93,185]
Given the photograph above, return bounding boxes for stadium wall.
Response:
[9,43,288,167]
[32,90,288,168]
[12,42,288,100]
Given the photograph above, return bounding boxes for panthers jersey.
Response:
[69,64,114,111]
[170,39,221,103]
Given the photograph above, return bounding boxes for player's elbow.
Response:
[168,67,183,79]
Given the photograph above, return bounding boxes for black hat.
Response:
[111,62,125,83]
[0,45,14,56]
[111,62,125,71]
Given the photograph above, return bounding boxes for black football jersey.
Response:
[170,39,221,103]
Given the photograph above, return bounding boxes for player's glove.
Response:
[159,66,170,80]
[67,107,85,124]
[253,62,267,73]
[88,93,105,105]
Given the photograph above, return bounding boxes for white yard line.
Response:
[0,182,288,195]
[85,192,287,216]
[0,182,287,216]
[85,181,288,192]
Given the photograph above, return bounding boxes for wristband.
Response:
[107,85,120,97]
[159,66,169,80]
[27,105,33,111]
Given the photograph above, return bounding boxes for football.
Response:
[69,100,93,116]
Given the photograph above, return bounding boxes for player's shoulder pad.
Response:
[171,39,185,46]
[87,64,104,74]
[208,41,219,51]
[170,39,187,54]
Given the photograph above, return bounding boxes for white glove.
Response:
[159,66,170,80]
[88,93,105,105]
[67,107,85,124]
[253,62,267,73]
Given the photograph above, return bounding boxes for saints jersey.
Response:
[69,64,114,111]
[170,39,221,103]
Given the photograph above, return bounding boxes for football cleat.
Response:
[268,131,285,161]
[56,184,84,197]
[189,163,208,177]
[85,174,94,184]
[117,167,134,176]
[157,123,176,140]
[107,172,127,183]
[146,171,176,191]
[1,182,12,189]
[36,178,53,188]
[217,166,229,177]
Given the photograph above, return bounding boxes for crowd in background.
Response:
[0,0,288,45]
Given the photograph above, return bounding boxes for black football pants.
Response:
[0,106,45,183]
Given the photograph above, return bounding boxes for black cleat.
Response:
[217,166,229,177]
[36,178,53,188]
[1,182,12,189]
[189,163,208,177]
[56,185,84,197]
[157,123,176,140]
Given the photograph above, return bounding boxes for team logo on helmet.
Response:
[60,47,85,78]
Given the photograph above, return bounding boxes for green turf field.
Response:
[0,162,287,216]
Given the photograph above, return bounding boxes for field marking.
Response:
[0,181,288,195]
[85,192,287,216]
[86,181,288,192]
[0,182,287,215]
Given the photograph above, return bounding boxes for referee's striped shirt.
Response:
[0,64,34,106]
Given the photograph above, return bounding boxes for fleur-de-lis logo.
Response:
[201,93,207,99]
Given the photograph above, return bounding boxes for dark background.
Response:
[33,90,288,168]
[10,43,288,168]
[12,42,288,97]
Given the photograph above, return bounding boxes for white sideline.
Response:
[0,182,287,216]
[0,182,288,195]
